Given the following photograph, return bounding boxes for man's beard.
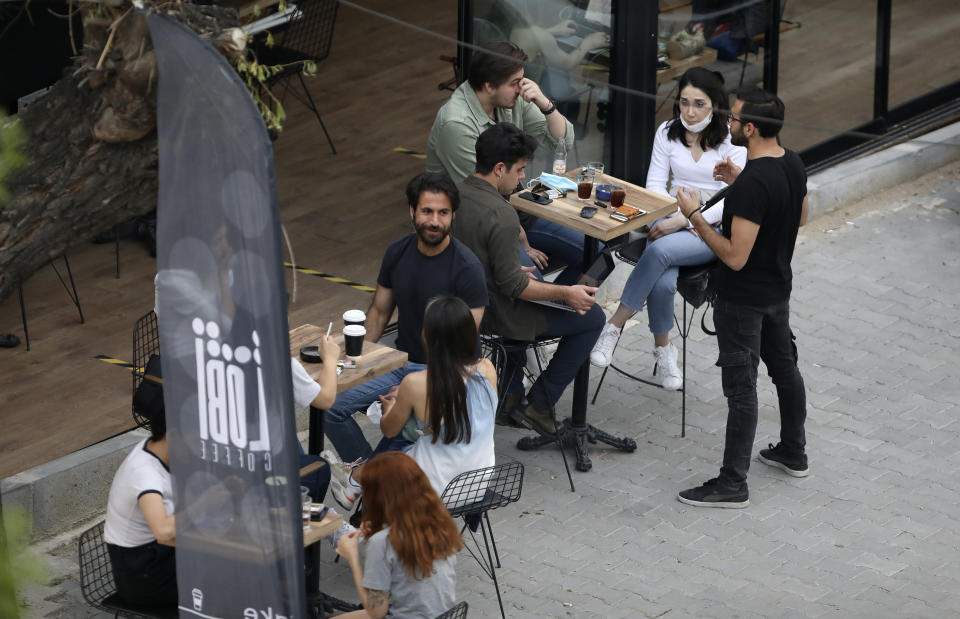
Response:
[415,222,449,246]
[730,127,747,147]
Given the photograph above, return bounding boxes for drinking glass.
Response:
[577,170,595,201]
[585,161,605,184]
[610,189,626,207]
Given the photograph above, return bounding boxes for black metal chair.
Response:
[480,335,575,492]
[590,236,717,437]
[440,461,523,619]
[78,521,177,619]
[255,0,339,153]
[132,310,161,429]
[17,254,84,351]
[435,600,469,619]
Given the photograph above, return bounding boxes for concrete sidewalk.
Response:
[13,155,960,617]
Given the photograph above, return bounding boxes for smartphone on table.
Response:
[518,191,552,205]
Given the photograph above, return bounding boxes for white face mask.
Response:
[680,111,713,134]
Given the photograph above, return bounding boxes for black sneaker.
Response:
[758,443,808,478]
[678,478,749,508]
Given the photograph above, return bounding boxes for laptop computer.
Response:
[529,251,616,313]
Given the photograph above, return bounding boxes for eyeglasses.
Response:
[727,115,744,124]
[678,99,710,110]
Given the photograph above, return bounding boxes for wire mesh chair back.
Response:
[441,461,523,517]
[132,310,160,428]
[479,334,508,401]
[78,521,169,618]
[78,521,116,612]
[273,0,338,69]
[435,600,469,619]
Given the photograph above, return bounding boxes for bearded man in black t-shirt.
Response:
[673,88,809,508]
[320,172,489,509]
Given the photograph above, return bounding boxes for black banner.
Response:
[145,11,306,618]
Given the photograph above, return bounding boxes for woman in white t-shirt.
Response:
[290,334,340,500]
[333,451,461,619]
[103,406,177,608]
[590,68,747,388]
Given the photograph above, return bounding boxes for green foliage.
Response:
[234,0,315,134]
[0,114,28,203]
[0,508,47,619]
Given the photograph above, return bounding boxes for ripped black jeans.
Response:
[714,298,807,487]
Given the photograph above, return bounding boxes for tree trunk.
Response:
[0,2,244,303]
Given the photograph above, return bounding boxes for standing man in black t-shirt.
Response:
[674,88,809,508]
[321,172,488,508]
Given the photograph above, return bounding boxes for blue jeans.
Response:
[323,362,426,462]
[714,298,806,487]
[620,224,717,335]
[524,218,602,286]
[504,304,605,409]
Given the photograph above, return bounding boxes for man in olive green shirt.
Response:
[452,123,604,437]
[428,40,591,287]
[425,42,573,184]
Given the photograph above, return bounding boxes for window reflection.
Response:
[473,0,613,167]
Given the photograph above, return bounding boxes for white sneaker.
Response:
[653,343,683,390]
[590,322,621,368]
[321,450,361,510]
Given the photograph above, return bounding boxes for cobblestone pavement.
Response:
[17,161,960,617]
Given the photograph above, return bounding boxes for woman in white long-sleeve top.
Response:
[590,68,747,388]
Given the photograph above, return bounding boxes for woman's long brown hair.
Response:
[359,451,463,579]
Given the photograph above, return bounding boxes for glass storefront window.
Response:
[472,0,613,175]
[889,0,960,110]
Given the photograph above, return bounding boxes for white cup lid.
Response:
[343,325,366,336]
[343,309,366,322]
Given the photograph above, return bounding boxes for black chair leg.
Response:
[534,343,576,491]
[296,73,336,155]
[60,255,84,324]
[483,511,501,568]
[17,285,29,351]
[480,516,507,619]
[554,415,575,493]
[591,365,610,405]
[681,302,687,438]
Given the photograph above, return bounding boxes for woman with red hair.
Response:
[333,451,462,619]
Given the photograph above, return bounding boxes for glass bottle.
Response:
[552,139,567,176]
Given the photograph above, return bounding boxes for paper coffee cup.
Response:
[343,309,366,327]
[343,324,366,358]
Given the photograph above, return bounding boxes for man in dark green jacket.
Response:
[452,122,604,436]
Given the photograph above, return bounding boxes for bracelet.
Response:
[541,103,557,116]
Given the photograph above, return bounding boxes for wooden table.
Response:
[176,509,341,560]
[290,323,408,453]
[303,509,343,546]
[510,172,676,242]
[508,172,676,473]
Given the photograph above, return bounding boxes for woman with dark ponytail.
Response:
[377,294,497,495]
